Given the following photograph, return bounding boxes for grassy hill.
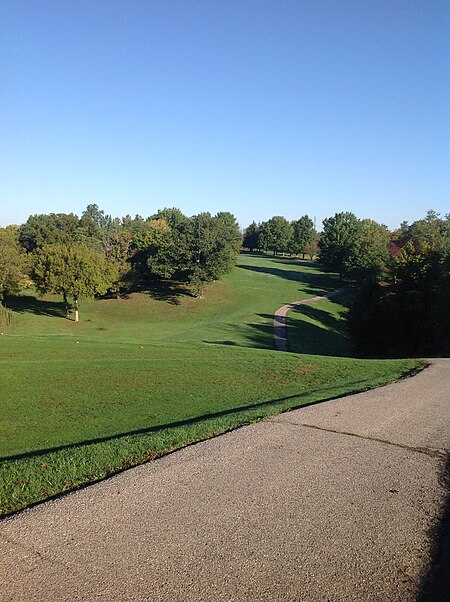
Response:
[0,253,423,515]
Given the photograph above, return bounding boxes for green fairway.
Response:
[4,253,343,348]
[0,253,424,515]
[288,288,356,356]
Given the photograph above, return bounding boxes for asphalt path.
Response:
[273,288,345,351]
[1,360,449,601]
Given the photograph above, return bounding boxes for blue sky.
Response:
[1,0,449,230]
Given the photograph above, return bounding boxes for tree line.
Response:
[243,215,317,258]
[0,205,241,320]
[1,206,448,356]
[243,209,449,357]
[344,210,450,357]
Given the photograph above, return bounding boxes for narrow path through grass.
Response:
[273,288,346,352]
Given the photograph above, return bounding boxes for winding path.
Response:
[273,288,345,351]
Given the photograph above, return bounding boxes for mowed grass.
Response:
[288,288,356,356]
[0,253,424,515]
[3,253,343,347]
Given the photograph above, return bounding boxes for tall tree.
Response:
[19,213,81,252]
[290,215,315,257]
[81,203,114,232]
[150,207,189,230]
[0,227,25,303]
[318,212,361,279]
[343,219,389,282]
[243,221,260,251]
[31,244,118,321]
[259,216,293,255]
[173,212,241,297]
[348,211,450,356]
[133,218,176,281]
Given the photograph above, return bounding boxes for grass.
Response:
[288,288,356,356]
[0,253,424,515]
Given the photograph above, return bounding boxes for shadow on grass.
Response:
[418,453,450,602]
[237,257,340,297]
[4,295,67,318]
[205,314,275,350]
[124,281,193,305]
[1,379,372,463]
[288,303,354,357]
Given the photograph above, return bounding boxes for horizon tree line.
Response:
[1,206,448,356]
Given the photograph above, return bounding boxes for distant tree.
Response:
[343,219,389,282]
[408,210,450,253]
[172,212,241,297]
[243,221,260,251]
[304,234,319,260]
[81,203,114,232]
[133,218,176,281]
[0,227,25,303]
[31,244,118,321]
[19,213,81,252]
[129,211,241,297]
[211,211,242,274]
[348,211,450,356]
[290,215,315,257]
[150,207,189,230]
[259,216,293,255]
[318,212,361,279]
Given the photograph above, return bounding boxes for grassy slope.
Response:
[0,254,423,514]
[288,288,356,356]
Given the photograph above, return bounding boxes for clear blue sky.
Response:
[1,0,449,230]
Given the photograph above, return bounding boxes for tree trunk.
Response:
[74,296,79,322]
[63,291,70,319]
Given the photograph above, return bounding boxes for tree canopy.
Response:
[259,216,293,255]
[0,227,25,303]
[31,243,118,320]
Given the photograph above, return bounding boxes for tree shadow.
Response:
[123,281,193,305]
[4,295,67,318]
[237,261,340,296]
[0,378,371,463]
[205,317,275,350]
[417,453,450,602]
[288,304,353,357]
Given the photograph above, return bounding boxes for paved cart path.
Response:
[273,288,345,351]
[1,360,449,601]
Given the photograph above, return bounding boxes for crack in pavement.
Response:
[1,534,79,575]
[269,419,449,460]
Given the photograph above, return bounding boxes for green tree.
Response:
[243,221,260,251]
[31,244,118,321]
[173,212,241,297]
[81,203,114,233]
[348,211,450,356]
[135,219,176,281]
[343,219,389,282]
[0,227,25,303]
[19,213,82,252]
[304,234,319,260]
[259,216,293,255]
[290,215,315,257]
[150,207,189,230]
[318,212,361,279]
